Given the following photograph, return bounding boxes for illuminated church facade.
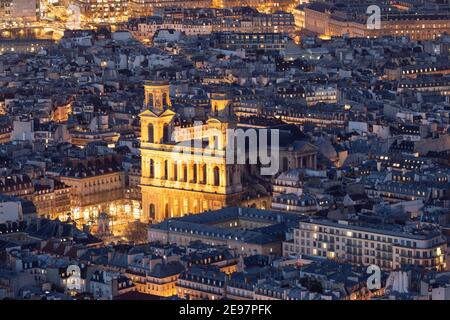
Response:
[140,80,317,223]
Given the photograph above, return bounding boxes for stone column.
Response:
[198,163,204,184]
[179,162,183,181]
[147,158,152,178]
[206,164,213,186]
[155,159,162,179]
[142,158,148,178]
[173,199,178,217]
[188,161,195,183]
[157,201,165,222]
[220,165,226,187]
[167,160,174,180]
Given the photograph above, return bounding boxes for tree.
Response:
[309,280,323,294]
[123,221,148,244]
[300,277,323,294]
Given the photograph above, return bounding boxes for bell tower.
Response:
[141,79,175,145]
[144,80,172,111]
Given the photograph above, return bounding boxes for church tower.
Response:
[144,80,172,111]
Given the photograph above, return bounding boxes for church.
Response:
[139,80,318,223]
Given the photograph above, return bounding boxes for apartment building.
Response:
[283,218,447,271]
[302,85,338,106]
[0,0,40,24]
[176,265,226,300]
[211,32,291,53]
[76,0,129,23]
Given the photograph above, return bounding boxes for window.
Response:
[202,165,207,184]
[149,204,155,220]
[193,164,197,182]
[173,162,178,180]
[147,123,154,143]
[213,166,220,186]
[163,123,170,143]
[164,160,168,179]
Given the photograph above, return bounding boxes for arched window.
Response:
[213,166,220,186]
[173,162,178,180]
[146,93,153,108]
[149,159,154,178]
[163,123,170,143]
[149,204,155,220]
[193,164,197,183]
[164,160,168,179]
[183,164,188,182]
[148,123,154,143]
[202,164,207,184]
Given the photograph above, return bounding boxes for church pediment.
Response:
[293,141,318,153]
[139,108,176,118]
[139,109,158,118]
